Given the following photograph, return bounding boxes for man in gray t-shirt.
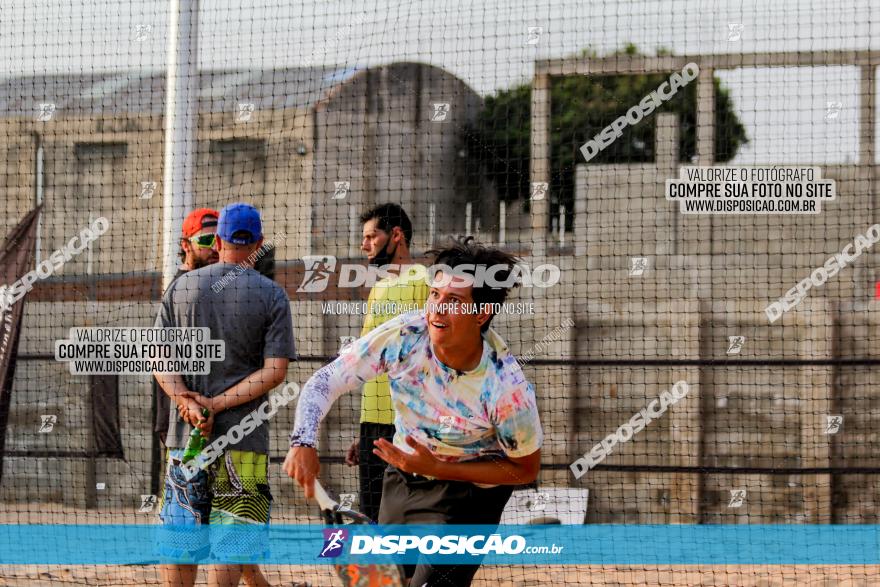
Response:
[154,203,295,587]
[157,261,295,453]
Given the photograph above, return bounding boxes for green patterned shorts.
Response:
[158,449,272,562]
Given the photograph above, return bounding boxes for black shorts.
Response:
[378,466,514,586]
[358,422,395,522]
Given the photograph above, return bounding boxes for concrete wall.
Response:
[313,62,483,256]
[0,299,330,513]
[565,113,880,523]
[0,108,313,277]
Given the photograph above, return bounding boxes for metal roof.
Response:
[0,66,362,117]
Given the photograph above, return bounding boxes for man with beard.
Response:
[155,203,296,587]
[152,208,219,450]
[343,203,429,521]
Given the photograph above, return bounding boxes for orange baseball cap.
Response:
[182,208,219,238]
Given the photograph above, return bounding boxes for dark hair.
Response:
[359,203,413,245]
[427,236,520,332]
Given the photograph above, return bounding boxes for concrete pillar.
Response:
[668,301,701,523]
[695,68,715,165]
[530,74,551,256]
[656,113,680,256]
[798,299,835,523]
[573,166,587,257]
[655,112,680,169]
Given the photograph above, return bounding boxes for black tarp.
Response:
[0,207,41,483]
[91,374,123,458]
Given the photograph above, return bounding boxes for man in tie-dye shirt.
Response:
[284,237,543,587]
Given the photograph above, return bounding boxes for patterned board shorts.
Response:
[157,448,272,563]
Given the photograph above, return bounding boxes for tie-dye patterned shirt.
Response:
[291,311,543,465]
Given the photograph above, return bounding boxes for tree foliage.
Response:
[468,44,749,217]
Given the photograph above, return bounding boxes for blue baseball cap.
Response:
[217,203,262,245]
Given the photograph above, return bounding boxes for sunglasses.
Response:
[189,233,216,248]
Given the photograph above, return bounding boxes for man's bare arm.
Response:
[373,436,541,485]
[153,372,206,430]
[204,357,289,413]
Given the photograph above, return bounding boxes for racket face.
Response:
[334,562,404,587]
[336,505,374,525]
[316,480,404,586]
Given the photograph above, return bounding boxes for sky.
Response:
[1,0,879,163]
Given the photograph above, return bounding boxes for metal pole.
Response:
[34,133,43,266]
[162,0,199,290]
[154,0,199,497]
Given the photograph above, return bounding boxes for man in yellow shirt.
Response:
[344,203,429,521]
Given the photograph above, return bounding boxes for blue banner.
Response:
[0,524,878,565]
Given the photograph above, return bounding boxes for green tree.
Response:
[468,44,748,221]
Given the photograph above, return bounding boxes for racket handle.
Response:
[313,479,337,511]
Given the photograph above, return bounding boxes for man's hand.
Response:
[190,393,222,415]
[344,439,359,466]
[283,446,320,499]
[176,393,203,425]
[176,392,214,436]
[373,436,439,477]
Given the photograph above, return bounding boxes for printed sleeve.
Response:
[264,287,297,359]
[290,315,407,446]
[489,357,544,458]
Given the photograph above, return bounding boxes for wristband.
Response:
[289,433,315,449]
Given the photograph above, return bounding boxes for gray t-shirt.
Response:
[156,262,296,454]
